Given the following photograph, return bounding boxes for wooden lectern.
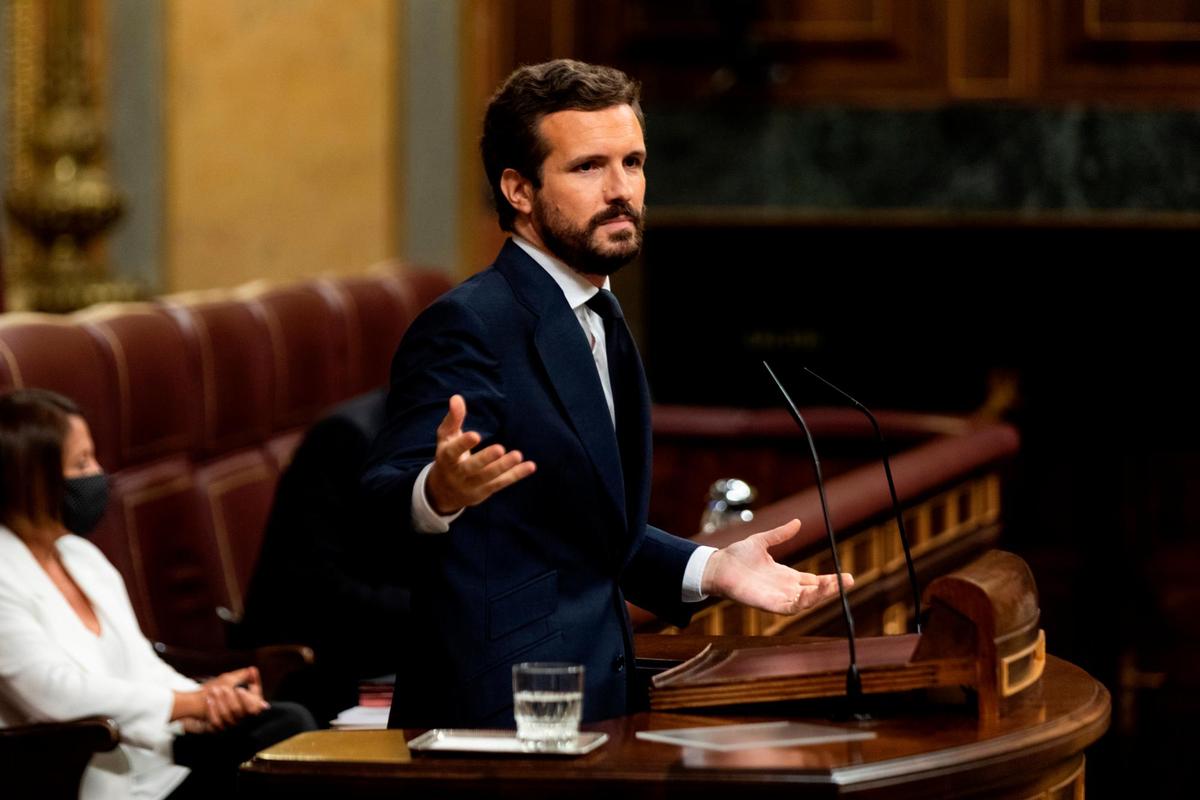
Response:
[241,550,1110,798]
[651,550,1046,721]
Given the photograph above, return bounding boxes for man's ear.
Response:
[500,168,534,217]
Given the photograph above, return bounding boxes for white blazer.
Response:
[0,526,198,800]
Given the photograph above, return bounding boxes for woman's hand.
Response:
[208,666,264,700]
[178,716,212,735]
[201,666,269,729]
[171,666,269,730]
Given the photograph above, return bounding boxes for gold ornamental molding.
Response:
[658,472,1004,638]
[4,0,140,312]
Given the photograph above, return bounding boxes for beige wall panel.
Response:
[165,0,396,292]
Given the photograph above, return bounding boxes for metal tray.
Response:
[407,728,608,756]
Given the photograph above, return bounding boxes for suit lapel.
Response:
[495,241,628,531]
[534,319,627,527]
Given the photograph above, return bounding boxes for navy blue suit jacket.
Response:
[363,240,698,727]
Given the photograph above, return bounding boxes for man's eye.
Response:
[576,162,594,172]
[624,157,643,169]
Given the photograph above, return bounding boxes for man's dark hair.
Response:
[0,388,80,530]
[481,59,644,232]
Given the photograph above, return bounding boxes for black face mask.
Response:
[61,474,109,536]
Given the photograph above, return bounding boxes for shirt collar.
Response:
[512,235,610,311]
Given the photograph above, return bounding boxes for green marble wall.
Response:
[646,106,1200,212]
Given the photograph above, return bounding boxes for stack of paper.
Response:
[330,705,390,730]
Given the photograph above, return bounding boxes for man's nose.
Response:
[603,164,634,203]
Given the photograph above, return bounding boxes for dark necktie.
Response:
[586,289,652,547]
[585,289,628,420]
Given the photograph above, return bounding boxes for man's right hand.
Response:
[425,394,537,515]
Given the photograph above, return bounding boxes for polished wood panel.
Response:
[948,0,1032,98]
[575,0,948,105]
[1038,0,1200,102]
[240,654,1109,799]
[560,0,1200,105]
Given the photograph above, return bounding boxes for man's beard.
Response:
[531,196,645,277]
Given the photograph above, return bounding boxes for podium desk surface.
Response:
[240,655,1109,800]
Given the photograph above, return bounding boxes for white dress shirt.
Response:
[409,236,715,602]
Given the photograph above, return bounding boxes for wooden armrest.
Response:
[0,714,118,748]
[154,642,315,698]
[154,641,246,675]
[0,716,119,800]
[653,405,974,440]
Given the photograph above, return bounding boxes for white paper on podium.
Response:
[330,705,390,730]
[635,720,875,751]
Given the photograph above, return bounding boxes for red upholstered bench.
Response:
[0,264,452,656]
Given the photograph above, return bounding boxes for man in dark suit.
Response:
[363,60,850,728]
[239,390,408,723]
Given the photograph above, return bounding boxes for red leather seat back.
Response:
[0,315,119,468]
[323,274,416,398]
[399,268,455,315]
[109,458,223,646]
[162,296,283,621]
[78,306,198,470]
[190,449,278,620]
[162,297,274,458]
[0,268,455,649]
[246,283,349,432]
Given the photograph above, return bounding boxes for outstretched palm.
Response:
[702,520,852,615]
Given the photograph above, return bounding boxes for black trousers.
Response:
[169,701,316,798]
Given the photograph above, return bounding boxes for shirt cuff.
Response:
[681,545,718,603]
[411,462,464,534]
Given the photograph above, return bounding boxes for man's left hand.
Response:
[701,519,852,615]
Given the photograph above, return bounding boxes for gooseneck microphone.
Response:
[802,366,923,634]
[762,361,863,712]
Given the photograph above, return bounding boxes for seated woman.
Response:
[0,389,314,799]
